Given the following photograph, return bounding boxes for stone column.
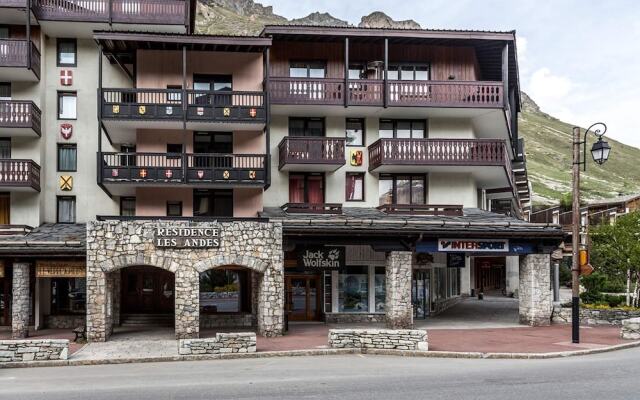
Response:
[519,254,552,326]
[257,260,285,337]
[506,256,520,297]
[385,251,413,329]
[12,262,30,339]
[175,268,199,339]
[86,268,108,342]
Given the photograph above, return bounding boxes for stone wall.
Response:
[621,318,640,340]
[325,313,385,324]
[45,315,86,329]
[385,251,413,329]
[12,263,30,339]
[178,333,257,355]
[328,329,428,351]
[200,314,255,328]
[553,306,640,326]
[431,296,462,315]
[86,220,284,342]
[519,254,552,326]
[0,339,69,362]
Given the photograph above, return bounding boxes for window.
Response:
[387,64,429,81]
[379,119,426,139]
[51,278,86,314]
[199,268,251,313]
[0,83,10,100]
[447,268,460,298]
[289,61,326,78]
[374,267,386,312]
[57,92,77,120]
[338,266,369,312]
[378,175,427,206]
[120,197,136,217]
[166,143,182,160]
[57,38,77,67]
[345,118,365,146]
[0,138,10,159]
[57,196,76,223]
[57,144,77,172]
[289,173,324,204]
[193,189,233,217]
[435,268,447,301]
[289,117,324,137]
[345,173,364,202]
[348,64,365,80]
[166,201,182,217]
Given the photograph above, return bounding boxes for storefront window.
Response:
[435,268,447,301]
[51,278,86,314]
[338,266,369,312]
[374,267,386,312]
[199,269,249,313]
[448,268,460,297]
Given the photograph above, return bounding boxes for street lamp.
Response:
[571,122,610,343]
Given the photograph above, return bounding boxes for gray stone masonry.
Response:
[12,263,30,339]
[178,333,257,355]
[553,306,640,326]
[0,339,69,362]
[328,329,428,351]
[621,318,640,340]
[385,251,413,329]
[86,220,284,342]
[519,254,552,326]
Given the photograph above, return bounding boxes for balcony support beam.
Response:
[502,43,509,109]
[383,38,388,108]
[344,37,349,108]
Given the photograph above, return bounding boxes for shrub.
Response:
[603,294,625,308]
[580,291,603,304]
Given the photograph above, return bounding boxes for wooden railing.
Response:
[377,204,463,216]
[278,137,345,169]
[270,78,503,108]
[32,0,187,25]
[0,159,40,191]
[101,88,266,123]
[368,138,508,171]
[100,152,266,185]
[280,203,343,214]
[0,39,41,78]
[0,100,42,136]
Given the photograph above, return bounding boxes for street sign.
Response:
[580,263,594,276]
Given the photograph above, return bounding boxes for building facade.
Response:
[0,0,561,342]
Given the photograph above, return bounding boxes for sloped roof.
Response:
[0,223,86,256]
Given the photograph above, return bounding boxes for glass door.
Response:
[286,275,321,321]
[412,270,430,319]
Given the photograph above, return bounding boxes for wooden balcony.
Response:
[0,39,41,81]
[0,0,29,7]
[32,0,189,26]
[100,88,266,143]
[278,137,345,171]
[270,78,503,108]
[99,152,266,195]
[280,203,343,214]
[0,101,42,137]
[0,159,41,192]
[377,204,463,216]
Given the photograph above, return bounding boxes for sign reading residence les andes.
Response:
[154,226,220,248]
[438,238,509,253]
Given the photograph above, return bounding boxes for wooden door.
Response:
[286,275,321,321]
[121,267,174,314]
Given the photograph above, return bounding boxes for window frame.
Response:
[379,119,428,139]
[57,91,77,120]
[56,38,77,67]
[119,197,136,217]
[288,117,325,137]
[56,143,77,172]
[56,196,76,224]
[0,82,11,100]
[289,60,327,78]
[198,267,252,314]
[387,63,430,81]
[378,174,428,206]
[288,172,325,204]
[345,118,365,146]
[345,172,365,202]
[166,201,183,217]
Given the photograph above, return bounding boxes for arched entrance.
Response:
[120,266,175,327]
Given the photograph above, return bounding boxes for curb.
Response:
[2,340,640,369]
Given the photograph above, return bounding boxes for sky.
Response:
[259,0,640,148]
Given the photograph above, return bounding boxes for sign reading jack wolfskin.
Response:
[297,246,345,270]
[438,238,509,253]
[154,226,220,248]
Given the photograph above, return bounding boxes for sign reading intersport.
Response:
[154,227,220,248]
[438,238,509,253]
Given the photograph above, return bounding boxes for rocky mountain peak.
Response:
[358,11,421,29]
[290,12,349,26]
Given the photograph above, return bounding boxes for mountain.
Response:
[194,0,640,206]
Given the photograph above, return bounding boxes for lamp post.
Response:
[571,122,611,343]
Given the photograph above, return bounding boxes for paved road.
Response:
[2,348,639,400]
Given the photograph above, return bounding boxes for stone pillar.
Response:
[460,256,471,296]
[11,263,30,339]
[506,256,520,297]
[175,268,199,339]
[112,273,121,326]
[257,260,284,337]
[519,254,552,326]
[86,269,108,342]
[385,251,413,329]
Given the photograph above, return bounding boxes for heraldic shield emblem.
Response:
[60,123,73,140]
[138,105,146,115]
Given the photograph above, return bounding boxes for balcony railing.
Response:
[280,203,343,214]
[99,152,267,185]
[0,100,42,136]
[278,136,345,170]
[32,0,188,25]
[377,204,463,216]
[270,78,503,108]
[0,0,28,7]
[368,138,509,171]
[101,88,266,123]
[0,159,41,191]
[0,39,41,79]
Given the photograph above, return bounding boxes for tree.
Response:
[589,211,640,306]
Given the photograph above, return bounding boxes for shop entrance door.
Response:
[412,270,430,319]
[121,267,175,314]
[0,274,10,326]
[286,275,321,321]
[474,257,506,296]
